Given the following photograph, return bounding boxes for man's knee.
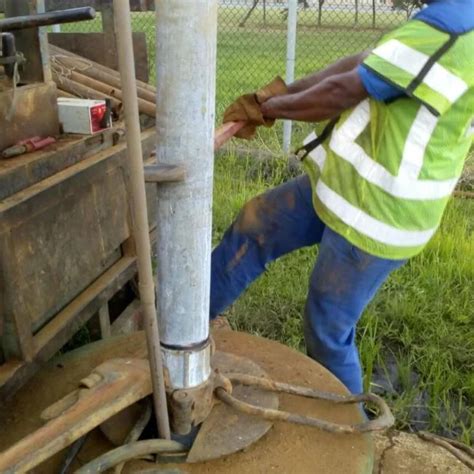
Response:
[232,193,277,246]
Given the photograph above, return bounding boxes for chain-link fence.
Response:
[59,0,415,142]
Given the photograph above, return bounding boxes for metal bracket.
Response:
[143,164,186,183]
[0,32,24,79]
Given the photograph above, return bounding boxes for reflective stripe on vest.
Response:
[327,100,458,200]
[315,180,437,247]
[372,39,468,105]
[304,128,439,248]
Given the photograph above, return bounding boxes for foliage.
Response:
[392,0,422,19]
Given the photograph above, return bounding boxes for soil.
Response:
[373,431,471,473]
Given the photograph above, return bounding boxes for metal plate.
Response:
[0,83,59,151]
[186,351,279,463]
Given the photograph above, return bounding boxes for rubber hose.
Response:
[74,439,186,474]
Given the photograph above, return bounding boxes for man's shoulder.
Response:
[413,0,474,35]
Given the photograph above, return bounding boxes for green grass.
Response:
[65,10,473,443]
[213,151,473,444]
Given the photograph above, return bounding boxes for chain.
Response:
[215,372,394,435]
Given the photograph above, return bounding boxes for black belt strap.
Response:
[294,117,339,161]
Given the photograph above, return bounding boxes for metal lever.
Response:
[0,32,21,78]
[0,7,96,32]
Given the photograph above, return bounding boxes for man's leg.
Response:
[211,175,325,319]
[304,227,406,394]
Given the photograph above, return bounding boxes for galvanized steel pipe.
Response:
[154,0,217,389]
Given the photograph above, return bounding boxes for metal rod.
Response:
[283,0,297,153]
[50,44,157,95]
[58,435,88,474]
[52,72,122,113]
[60,69,156,117]
[70,66,157,104]
[113,0,170,440]
[154,0,217,390]
[0,7,96,31]
[75,440,185,474]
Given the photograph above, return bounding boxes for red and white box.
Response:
[57,98,112,135]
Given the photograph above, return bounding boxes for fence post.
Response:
[283,0,297,153]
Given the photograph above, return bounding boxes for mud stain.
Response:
[234,196,268,235]
[225,241,249,273]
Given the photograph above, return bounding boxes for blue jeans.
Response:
[210,175,406,394]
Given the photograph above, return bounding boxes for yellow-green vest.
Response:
[304,20,474,259]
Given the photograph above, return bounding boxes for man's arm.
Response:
[287,51,369,94]
[261,68,368,122]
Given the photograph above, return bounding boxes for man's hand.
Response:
[223,76,287,139]
[261,68,368,123]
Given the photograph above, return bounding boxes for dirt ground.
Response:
[373,431,471,473]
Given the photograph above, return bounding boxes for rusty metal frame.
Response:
[0,130,157,401]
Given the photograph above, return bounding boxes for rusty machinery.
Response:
[0,3,96,153]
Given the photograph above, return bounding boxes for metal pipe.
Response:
[113,0,170,440]
[283,0,297,153]
[50,44,157,95]
[70,66,157,104]
[0,7,96,31]
[154,0,217,389]
[52,72,123,113]
[62,69,156,117]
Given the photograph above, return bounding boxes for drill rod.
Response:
[0,7,96,31]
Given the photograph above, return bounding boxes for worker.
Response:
[211,0,474,394]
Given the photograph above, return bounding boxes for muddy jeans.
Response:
[210,175,406,394]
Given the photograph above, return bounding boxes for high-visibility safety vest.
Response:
[303,19,474,260]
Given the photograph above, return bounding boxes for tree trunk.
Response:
[318,0,324,25]
[372,0,376,28]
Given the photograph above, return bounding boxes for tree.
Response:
[392,0,421,19]
[317,0,325,26]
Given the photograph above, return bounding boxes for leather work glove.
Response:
[223,76,287,139]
